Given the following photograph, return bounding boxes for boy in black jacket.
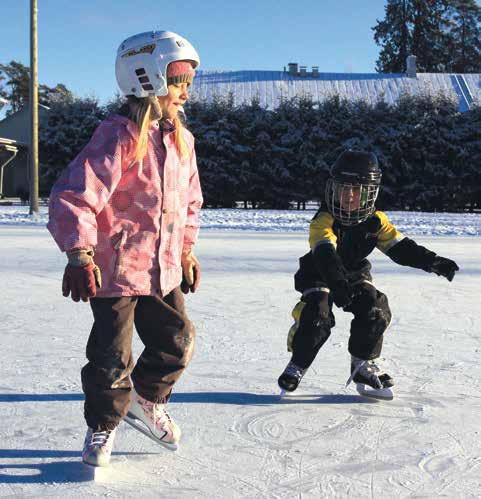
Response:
[278,150,459,399]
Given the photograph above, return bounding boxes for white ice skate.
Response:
[82,427,117,467]
[124,389,181,451]
[346,356,394,400]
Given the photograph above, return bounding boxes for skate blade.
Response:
[82,455,111,468]
[124,413,178,451]
[279,387,300,398]
[356,383,393,400]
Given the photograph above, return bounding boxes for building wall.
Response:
[1,151,29,198]
[0,105,48,197]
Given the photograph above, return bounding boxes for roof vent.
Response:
[288,63,298,75]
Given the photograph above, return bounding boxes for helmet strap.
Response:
[147,96,163,121]
[127,95,163,122]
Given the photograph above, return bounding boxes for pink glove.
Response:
[181,251,200,294]
[62,250,102,302]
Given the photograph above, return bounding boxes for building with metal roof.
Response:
[191,57,480,113]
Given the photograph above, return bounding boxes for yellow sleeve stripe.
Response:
[375,211,405,253]
[309,211,337,249]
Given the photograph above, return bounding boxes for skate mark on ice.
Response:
[417,452,462,493]
[170,453,269,496]
[296,432,310,498]
[255,447,277,492]
[414,430,481,497]
[370,420,385,499]
[413,452,481,497]
[231,409,292,450]
[386,473,417,495]
[409,404,428,421]
[349,403,422,422]
[231,409,355,450]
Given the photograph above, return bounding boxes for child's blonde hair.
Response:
[128,96,190,163]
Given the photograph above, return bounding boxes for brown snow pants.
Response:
[81,288,195,431]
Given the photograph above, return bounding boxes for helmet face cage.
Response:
[325,179,380,226]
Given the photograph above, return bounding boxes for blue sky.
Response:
[1,1,387,105]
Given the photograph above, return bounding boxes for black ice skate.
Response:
[346,356,394,400]
[278,361,307,396]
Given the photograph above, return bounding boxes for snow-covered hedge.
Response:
[39,94,481,212]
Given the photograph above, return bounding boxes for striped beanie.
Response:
[167,61,195,85]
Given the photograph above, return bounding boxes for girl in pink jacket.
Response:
[48,31,203,467]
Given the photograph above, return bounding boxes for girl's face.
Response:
[338,185,362,212]
[156,82,190,119]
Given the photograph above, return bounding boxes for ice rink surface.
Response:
[1,214,480,498]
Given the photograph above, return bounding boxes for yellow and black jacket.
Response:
[294,207,438,293]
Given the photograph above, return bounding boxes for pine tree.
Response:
[373,0,481,74]
[411,0,451,72]
[0,61,30,114]
[373,0,413,72]
[446,0,481,72]
[0,60,74,115]
[39,97,105,192]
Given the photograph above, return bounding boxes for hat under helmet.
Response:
[115,30,200,98]
[325,150,382,226]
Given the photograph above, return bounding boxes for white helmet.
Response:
[115,30,200,98]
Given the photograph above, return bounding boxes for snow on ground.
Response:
[1,204,481,236]
[1,207,481,498]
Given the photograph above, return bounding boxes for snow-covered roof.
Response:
[191,70,481,112]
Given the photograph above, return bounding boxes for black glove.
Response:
[428,256,459,282]
[330,279,353,308]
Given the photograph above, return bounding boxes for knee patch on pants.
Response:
[348,288,392,359]
[351,289,391,336]
[368,291,392,334]
[287,292,334,352]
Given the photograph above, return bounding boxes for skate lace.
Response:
[284,362,306,381]
[89,429,113,448]
[138,397,172,428]
[153,404,172,427]
[345,359,384,387]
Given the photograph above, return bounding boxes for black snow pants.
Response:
[81,288,195,431]
[289,283,392,369]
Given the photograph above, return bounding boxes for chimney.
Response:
[406,55,417,78]
[299,65,307,77]
[288,62,298,75]
[312,66,319,77]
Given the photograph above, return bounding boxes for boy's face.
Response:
[327,177,380,226]
[337,184,362,212]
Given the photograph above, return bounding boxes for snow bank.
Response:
[1,205,480,236]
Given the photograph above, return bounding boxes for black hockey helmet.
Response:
[326,150,382,226]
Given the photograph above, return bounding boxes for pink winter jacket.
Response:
[48,114,203,297]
